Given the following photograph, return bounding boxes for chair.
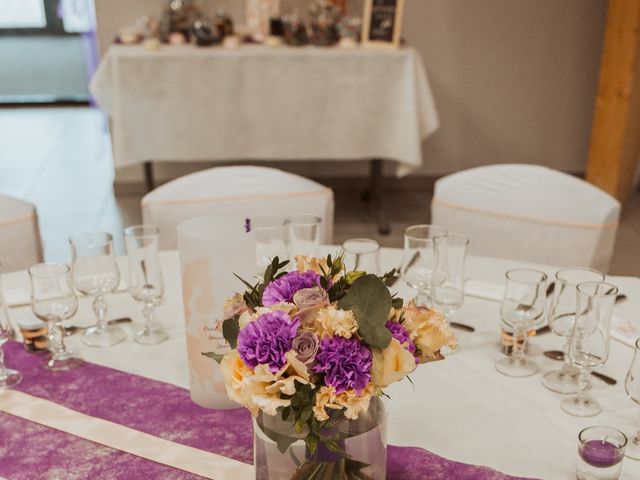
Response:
[142,166,335,250]
[431,164,620,272]
[0,194,43,272]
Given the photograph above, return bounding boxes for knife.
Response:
[449,321,476,333]
[64,317,132,336]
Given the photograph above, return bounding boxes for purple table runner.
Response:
[1,341,534,480]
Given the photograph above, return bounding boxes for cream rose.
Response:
[402,301,457,362]
[315,306,358,339]
[312,383,375,422]
[371,338,417,387]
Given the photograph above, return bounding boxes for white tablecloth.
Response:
[90,45,439,175]
[3,248,640,479]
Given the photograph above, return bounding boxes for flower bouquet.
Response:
[205,254,456,480]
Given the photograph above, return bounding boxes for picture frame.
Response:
[361,0,405,48]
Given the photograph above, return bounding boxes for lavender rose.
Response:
[293,286,329,326]
[262,271,323,307]
[237,310,300,372]
[312,337,372,394]
[292,331,319,364]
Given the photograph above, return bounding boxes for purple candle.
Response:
[579,439,624,468]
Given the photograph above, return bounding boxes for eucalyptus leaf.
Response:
[337,275,392,349]
[222,316,240,349]
[201,351,224,363]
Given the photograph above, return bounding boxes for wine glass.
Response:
[400,225,447,306]
[124,225,168,345]
[495,269,547,377]
[69,232,126,347]
[624,337,640,459]
[342,238,380,275]
[561,281,617,417]
[252,216,288,271]
[0,272,21,387]
[29,263,82,371]
[431,233,469,320]
[542,267,605,394]
[289,214,321,259]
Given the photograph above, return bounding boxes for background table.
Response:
[3,248,640,479]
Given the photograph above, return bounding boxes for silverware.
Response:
[543,350,617,385]
[535,325,551,335]
[64,317,132,336]
[449,321,475,333]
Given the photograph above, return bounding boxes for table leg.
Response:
[143,161,155,192]
[368,159,391,235]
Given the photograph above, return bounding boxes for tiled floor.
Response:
[1,106,639,276]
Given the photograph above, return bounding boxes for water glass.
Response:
[400,224,447,306]
[624,337,640,460]
[342,238,380,275]
[577,426,626,480]
[431,233,469,318]
[252,216,288,271]
[0,273,21,387]
[69,232,125,348]
[124,225,168,345]
[495,269,547,377]
[289,214,321,259]
[543,268,605,394]
[562,282,617,417]
[29,263,82,371]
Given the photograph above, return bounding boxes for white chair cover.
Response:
[142,166,335,250]
[431,164,620,272]
[0,195,43,272]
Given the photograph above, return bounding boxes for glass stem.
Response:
[53,321,66,357]
[635,412,640,445]
[47,320,59,354]
[576,368,591,404]
[142,300,156,332]
[93,295,108,329]
[512,327,527,365]
[415,289,430,307]
[560,336,572,374]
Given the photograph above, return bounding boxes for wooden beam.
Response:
[585,0,640,202]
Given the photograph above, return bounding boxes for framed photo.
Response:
[361,0,405,48]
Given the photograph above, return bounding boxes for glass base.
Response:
[561,395,601,417]
[0,368,22,388]
[542,367,579,394]
[46,354,83,372]
[82,325,126,348]
[134,325,168,345]
[625,435,640,460]
[495,356,538,377]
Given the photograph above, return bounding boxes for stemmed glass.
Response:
[561,281,617,417]
[124,225,168,345]
[625,337,640,459]
[29,263,82,371]
[542,268,605,394]
[495,269,547,377]
[0,273,22,387]
[400,225,447,306]
[342,238,381,275]
[69,232,126,347]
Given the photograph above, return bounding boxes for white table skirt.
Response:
[3,248,640,479]
[90,45,439,175]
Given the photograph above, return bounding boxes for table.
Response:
[2,248,640,479]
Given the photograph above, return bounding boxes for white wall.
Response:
[94,0,607,183]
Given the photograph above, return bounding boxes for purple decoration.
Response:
[1,341,537,480]
[237,311,300,371]
[244,218,251,233]
[386,320,417,358]
[312,337,372,394]
[262,270,322,306]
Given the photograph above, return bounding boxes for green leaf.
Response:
[201,351,224,363]
[256,416,298,454]
[391,296,404,309]
[222,316,240,349]
[306,433,318,454]
[337,275,392,349]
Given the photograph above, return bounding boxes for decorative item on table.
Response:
[342,238,380,275]
[337,16,362,48]
[361,0,405,48]
[204,249,456,479]
[288,214,321,260]
[0,275,21,388]
[177,215,256,409]
[214,9,234,39]
[17,317,48,353]
[561,281,617,417]
[246,0,281,42]
[282,12,309,46]
[223,35,242,49]
[309,0,342,46]
[159,0,201,43]
[115,25,143,45]
[192,18,220,47]
[625,338,640,460]
[577,426,626,480]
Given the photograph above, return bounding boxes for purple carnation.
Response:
[262,270,322,306]
[312,337,372,394]
[386,320,416,356]
[237,311,300,372]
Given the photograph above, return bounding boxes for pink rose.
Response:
[293,287,329,326]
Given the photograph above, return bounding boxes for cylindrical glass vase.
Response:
[254,397,387,479]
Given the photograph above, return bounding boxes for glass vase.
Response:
[254,397,387,480]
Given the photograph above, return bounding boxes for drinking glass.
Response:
[0,273,21,387]
[577,426,627,480]
[400,225,447,306]
[29,263,82,371]
[624,337,640,460]
[69,232,126,347]
[289,214,321,259]
[561,281,617,417]
[124,225,168,345]
[495,269,547,377]
[252,216,288,271]
[431,233,469,320]
[342,238,380,274]
[543,268,606,394]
